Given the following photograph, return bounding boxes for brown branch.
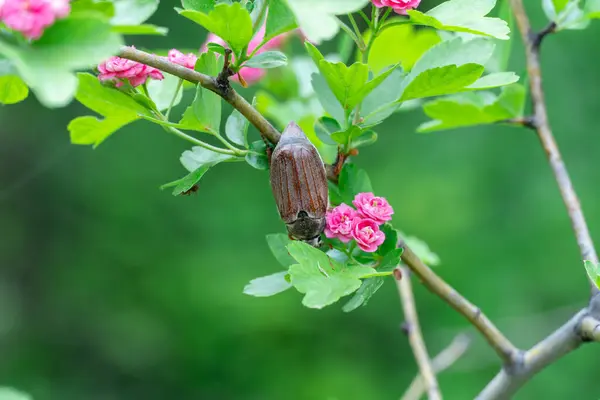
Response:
[509,0,600,292]
[396,267,441,400]
[399,241,520,364]
[402,334,471,400]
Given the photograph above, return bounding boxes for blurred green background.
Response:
[1,1,599,399]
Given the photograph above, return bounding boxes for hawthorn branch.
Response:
[399,242,519,364]
[509,0,600,290]
[402,334,471,400]
[396,267,441,400]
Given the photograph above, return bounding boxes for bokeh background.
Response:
[1,1,599,399]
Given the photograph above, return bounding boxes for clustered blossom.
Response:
[325,192,394,253]
[168,49,198,70]
[0,0,71,40]
[97,47,164,88]
[372,0,421,14]
[201,24,289,86]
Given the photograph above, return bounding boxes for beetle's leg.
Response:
[261,135,274,165]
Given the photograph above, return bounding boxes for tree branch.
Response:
[509,0,600,294]
[399,241,520,364]
[402,334,471,400]
[396,267,441,400]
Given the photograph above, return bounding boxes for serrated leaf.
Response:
[311,73,346,128]
[111,0,159,24]
[361,69,405,126]
[0,75,28,104]
[178,3,253,55]
[265,0,297,40]
[339,164,373,204]
[225,109,249,147]
[266,233,296,267]
[180,146,235,172]
[287,241,376,309]
[400,64,485,101]
[418,84,526,132]
[286,0,370,44]
[486,0,514,73]
[244,51,288,69]
[246,140,269,170]
[244,271,292,297]
[161,164,213,195]
[408,0,510,40]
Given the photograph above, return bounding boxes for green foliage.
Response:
[339,164,373,204]
[418,84,526,132]
[112,24,168,35]
[403,234,441,266]
[543,0,600,29]
[285,0,370,44]
[265,0,297,41]
[244,51,288,69]
[584,260,600,289]
[111,0,159,24]
[266,233,296,267]
[243,271,292,297]
[161,164,213,195]
[306,42,397,111]
[0,16,123,107]
[311,73,346,127]
[0,388,31,400]
[246,140,269,170]
[69,73,151,146]
[181,0,216,12]
[178,3,253,56]
[225,109,250,147]
[287,241,376,309]
[0,75,29,105]
[147,75,183,111]
[408,0,510,39]
[180,146,235,172]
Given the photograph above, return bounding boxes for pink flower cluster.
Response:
[168,49,197,69]
[97,47,164,88]
[325,193,394,253]
[372,0,421,14]
[201,25,288,86]
[0,0,71,39]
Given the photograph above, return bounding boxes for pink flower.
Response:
[352,192,394,225]
[325,204,358,243]
[1,0,71,39]
[201,24,289,86]
[372,0,421,14]
[97,49,164,88]
[352,219,386,253]
[168,49,198,69]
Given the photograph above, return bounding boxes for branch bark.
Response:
[396,267,441,400]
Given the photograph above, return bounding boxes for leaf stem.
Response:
[165,125,240,156]
[165,78,184,120]
[347,13,366,50]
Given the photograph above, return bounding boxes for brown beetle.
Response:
[270,122,329,247]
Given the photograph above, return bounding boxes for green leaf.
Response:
[225,109,250,147]
[351,130,378,148]
[408,0,510,40]
[0,16,123,107]
[403,234,440,266]
[178,3,253,55]
[418,84,526,132]
[71,0,115,19]
[244,271,292,297]
[286,0,370,44]
[147,74,183,111]
[544,0,591,29]
[112,24,168,35]
[339,164,373,204]
[207,42,227,55]
[111,0,159,24]
[244,51,288,69]
[401,64,485,101]
[265,0,298,40]
[328,181,343,206]
[467,72,520,89]
[587,0,600,17]
[0,75,28,104]
[69,73,151,146]
[361,69,405,126]
[377,224,399,257]
[287,241,376,309]
[266,233,296,267]
[330,125,361,145]
[181,0,216,12]
[584,260,600,289]
[368,23,440,73]
[306,42,397,110]
[311,73,346,128]
[180,146,235,172]
[246,140,269,170]
[0,388,32,400]
[314,116,341,145]
[161,164,212,195]
[179,53,221,133]
[486,0,514,73]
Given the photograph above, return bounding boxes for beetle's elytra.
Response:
[270,122,329,247]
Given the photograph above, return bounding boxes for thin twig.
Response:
[399,242,520,364]
[402,334,471,400]
[396,267,441,400]
[510,0,600,294]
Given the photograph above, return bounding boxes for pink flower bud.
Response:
[1,0,71,40]
[372,0,421,15]
[352,219,386,253]
[325,204,359,243]
[97,48,164,88]
[352,192,394,225]
[168,49,198,70]
[200,24,290,86]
